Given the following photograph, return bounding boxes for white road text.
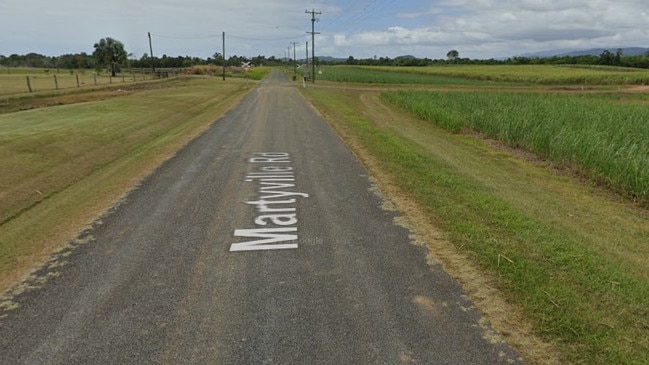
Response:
[230,153,309,252]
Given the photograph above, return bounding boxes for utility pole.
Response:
[305,41,309,83]
[148,32,155,75]
[306,9,321,83]
[291,41,298,79]
[222,32,226,81]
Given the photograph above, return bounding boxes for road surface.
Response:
[0,70,524,364]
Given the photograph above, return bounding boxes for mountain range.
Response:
[518,47,649,58]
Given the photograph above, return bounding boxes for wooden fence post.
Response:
[54,75,59,90]
[94,74,97,86]
[26,76,33,93]
[76,73,80,88]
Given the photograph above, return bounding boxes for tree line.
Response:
[0,36,287,74]
[337,49,649,68]
[0,53,288,72]
[0,52,288,70]
[3,40,649,71]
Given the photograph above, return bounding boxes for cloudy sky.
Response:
[1,0,648,60]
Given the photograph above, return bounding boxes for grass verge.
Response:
[0,77,253,294]
[301,86,649,364]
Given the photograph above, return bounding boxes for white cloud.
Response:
[1,0,648,59]
[319,0,649,59]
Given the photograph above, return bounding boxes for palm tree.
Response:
[93,37,127,77]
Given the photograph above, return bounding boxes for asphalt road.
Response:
[0,70,525,364]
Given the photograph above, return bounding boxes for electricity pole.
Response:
[222,32,226,81]
[306,9,321,83]
[291,41,298,78]
[148,32,155,75]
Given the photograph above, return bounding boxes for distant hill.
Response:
[317,56,347,62]
[316,55,418,62]
[518,47,649,58]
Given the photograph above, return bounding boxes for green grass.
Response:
[301,87,649,364]
[0,77,252,291]
[0,67,270,95]
[317,66,517,86]
[382,90,649,207]
[315,64,649,86]
[364,64,649,85]
[0,69,153,95]
[0,67,57,75]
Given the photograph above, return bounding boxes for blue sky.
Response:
[1,0,648,60]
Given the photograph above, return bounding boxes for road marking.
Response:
[230,153,309,252]
[230,228,298,252]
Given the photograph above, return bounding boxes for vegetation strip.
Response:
[318,65,649,86]
[382,90,649,207]
[317,66,518,86]
[301,85,649,364]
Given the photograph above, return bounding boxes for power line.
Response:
[324,0,392,30]
[229,34,303,41]
[150,33,221,40]
[150,33,302,42]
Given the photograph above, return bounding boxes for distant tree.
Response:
[599,49,616,66]
[615,48,623,65]
[93,37,127,76]
[251,55,268,66]
[447,49,459,62]
[212,52,224,63]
